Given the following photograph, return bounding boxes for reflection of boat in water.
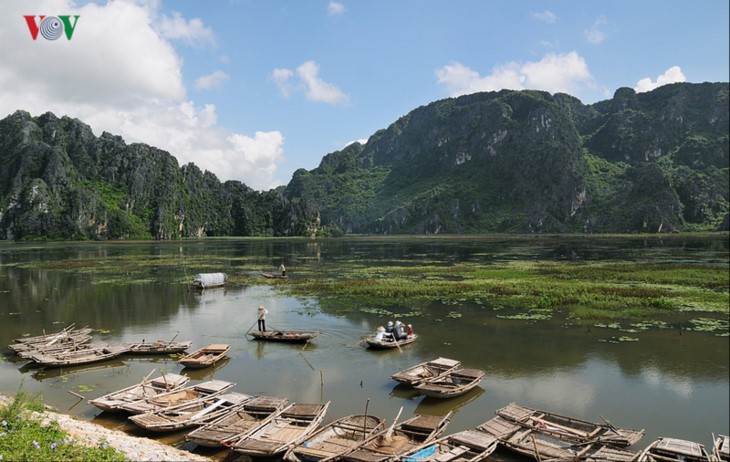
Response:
[389,383,423,401]
[182,356,230,381]
[415,385,484,416]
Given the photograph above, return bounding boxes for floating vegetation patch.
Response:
[496,310,552,321]
[599,336,640,343]
[97,329,112,334]
[360,307,394,317]
[686,317,729,336]
[76,384,97,393]
[446,311,463,318]
[593,323,623,330]
[629,320,671,331]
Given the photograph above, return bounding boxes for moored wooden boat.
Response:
[119,379,235,414]
[286,414,386,462]
[15,336,95,358]
[341,412,453,462]
[713,434,730,461]
[390,357,461,386]
[248,330,320,343]
[178,343,230,369]
[486,422,635,462]
[229,402,331,458]
[187,395,288,448]
[10,327,93,354]
[495,402,644,447]
[129,391,251,432]
[635,437,711,462]
[414,368,485,399]
[260,271,288,279]
[89,372,190,413]
[399,428,499,462]
[28,343,130,368]
[124,340,193,354]
[364,334,418,350]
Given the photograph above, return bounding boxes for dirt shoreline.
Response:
[0,394,213,462]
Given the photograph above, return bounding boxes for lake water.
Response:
[0,236,727,459]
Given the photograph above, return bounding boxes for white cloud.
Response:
[0,0,284,191]
[634,66,687,93]
[271,61,349,105]
[327,1,346,16]
[195,70,229,90]
[158,11,215,47]
[584,16,607,44]
[436,52,593,97]
[532,10,557,23]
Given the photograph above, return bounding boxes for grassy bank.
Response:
[0,388,125,462]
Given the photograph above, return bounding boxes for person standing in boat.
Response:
[279,262,286,277]
[257,304,268,332]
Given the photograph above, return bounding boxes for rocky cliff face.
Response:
[0,111,318,240]
[1,82,728,240]
[288,83,728,234]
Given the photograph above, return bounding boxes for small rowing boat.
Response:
[187,395,288,448]
[248,330,319,343]
[364,334,417,350]
[635,437,711,462]
[229,402,331,458]
[495,402,644,447]
[341,412,452,462]
[119,379,235,414]
[260,272,288,280]
[414,368,485,399]
[124,340,193,355]
[191,272,227,289]
[129,392,251,433]
[400,428,499,462]
[89,371,190,413]
[178,343,230,369]
[286,414,385,462]
[713,434,730,462]
[28,343,130,368]
[390,357,461,386]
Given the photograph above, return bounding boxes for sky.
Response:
[1,1,728,191]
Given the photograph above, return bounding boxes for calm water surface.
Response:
[0,236,727,459]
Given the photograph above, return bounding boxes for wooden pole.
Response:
[363,398,370,438]
[531,433,542,462]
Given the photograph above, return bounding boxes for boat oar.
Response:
[245,319,258,338]
[599,415,619,433]
[166,332,180,348]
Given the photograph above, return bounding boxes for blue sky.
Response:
[1,1,728,190]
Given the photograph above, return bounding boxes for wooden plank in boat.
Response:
[478,416,521,439]
[282,403,324,418]
[401,414,444,431]
[195,380,234,393]
[654,438,707,458]
[449,430,498,450]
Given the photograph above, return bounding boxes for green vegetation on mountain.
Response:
[0,82,727,240]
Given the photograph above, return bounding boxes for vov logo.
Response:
[24,15,80,40]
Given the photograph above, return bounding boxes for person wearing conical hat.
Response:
[257,304,268,332]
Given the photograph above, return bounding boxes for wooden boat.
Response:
[486,422,636,462]
[248,330,320,343]
[28,343,130,368]
[286,414,386,462]
[495,402,644,447]
[124,340,193,354]
[399,428,499,462]
[364,334,418,350]
[229,402,331,458]
[713,434,730,462]
[414,368,485,399]
[260,271,288,280]
[191,272,227,289]
[341,412,453,462]
[635,437,711,462]
[89,372,190,413]
[16,336,94,358]
[178,343,230,369]
[390,357,461,386]
[129,391,250,432]
[186,395,288,448]
[10,327,93,354]
[119,379,235,414]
